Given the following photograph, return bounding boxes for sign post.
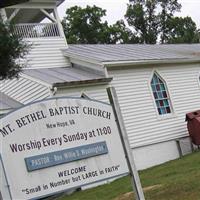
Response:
[107,87,145,200]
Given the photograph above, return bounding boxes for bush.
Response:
[0,18,29,80]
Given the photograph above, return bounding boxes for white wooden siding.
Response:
[108,64,200,148]
[0,77,50,104]
[55,85,109,103]
[24,37,70,69]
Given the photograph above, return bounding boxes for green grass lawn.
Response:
[57,151,200,200]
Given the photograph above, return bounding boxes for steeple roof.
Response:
[4,0,64,23]
[0,0,28,8]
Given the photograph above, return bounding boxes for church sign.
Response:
[0,97,128,199]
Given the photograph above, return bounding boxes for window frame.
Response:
[149,70,174,118]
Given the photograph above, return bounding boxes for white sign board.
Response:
[0,97,128,199]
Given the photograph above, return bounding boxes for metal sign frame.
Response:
[0,154,12,200]
[107,87,145,200]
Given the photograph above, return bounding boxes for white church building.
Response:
[1,0,200,170]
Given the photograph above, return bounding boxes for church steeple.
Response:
[1,0,70,69]
[2,0,65,38]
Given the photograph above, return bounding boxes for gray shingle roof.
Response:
[23,67,111,87]
[63,44,200,63]
[0,92,22,110]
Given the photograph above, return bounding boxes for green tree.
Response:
[125,0,158,44]
[0,18,29,80]
[158,0,181,43]
[62,5,110,44]
[62,5,139,44]
[108,20,139,44]
[63,2,199,44]
[127,0,199,44]
[166,16,199,44]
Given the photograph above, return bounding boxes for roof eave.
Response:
[52,78,113,88]
[64,49,200,68]
[21,72,52,88]
[103,58,200,67]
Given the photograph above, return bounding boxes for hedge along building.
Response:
[1,0,200,170]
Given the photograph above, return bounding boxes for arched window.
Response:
[151,72,172,115]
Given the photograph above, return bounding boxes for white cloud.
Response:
[177,0,200,28]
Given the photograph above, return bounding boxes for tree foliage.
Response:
[62,5,110,44]
[158,0,181,43]
[62,2,199,44]
[166,16,199,44]
[125,0,158,44]
[126,0,199,44]
[108,20,139,44]
[62,5,137,44]
[0,19,29,80]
